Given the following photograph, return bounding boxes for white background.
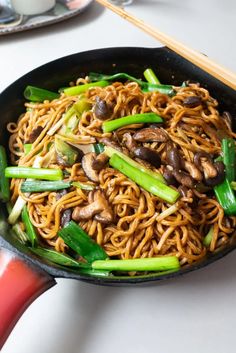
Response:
[1,1,236,352]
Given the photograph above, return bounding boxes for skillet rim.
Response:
[0,46,236,285]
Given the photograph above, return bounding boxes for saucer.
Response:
[0,0,93,35]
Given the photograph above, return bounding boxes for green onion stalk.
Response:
[63,81,109,96]
[5,166,63,181]
[143,68,161,84]
[88,72,174,95]
[58,221,108,263]
[109,153,179,204]
[102,112,163,133]
[92,256,180,272]
[24,86,60,102]
[21,206,38,247]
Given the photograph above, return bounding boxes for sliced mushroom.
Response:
[201,159,217,179]
[163,167,177,185]
[194,152,212,171]
[133,147,161,168]
[100,137,123,153]
[93,190,114,224]
[94,97,112,120]
[182,96,202,108]
[204,161,225,186]
[92,153,109,171]
[94,210,114,224]
[183,160,203,181]
[72,190,113,224]
[72,200,103,221]
[194,152,225,186]
[61,209,72,227]
[172,170,196,188]
[26,126,44,143]
[81,152,99,182]
[166,145,182,170]
[194,152,217,178]
[133,128,169,143]
[122,133,138,151]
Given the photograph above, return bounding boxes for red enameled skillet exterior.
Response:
[0,47,236,348]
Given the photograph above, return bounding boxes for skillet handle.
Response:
[0,247,56,349]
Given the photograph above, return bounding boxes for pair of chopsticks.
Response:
[96,0,236,90]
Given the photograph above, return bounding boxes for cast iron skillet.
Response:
[0,47,236,348]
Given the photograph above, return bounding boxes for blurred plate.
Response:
[0,0,93,35]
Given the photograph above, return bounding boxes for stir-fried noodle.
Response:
[7,79,236,266]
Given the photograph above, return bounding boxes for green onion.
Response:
[63,81,109,96]
[78,268,111,277]
[0,146,10,202]
[109,153,179,204]
[93,143,105,154]
[24,86,60,102]
[12,223,28,244]
[8,197,26,225]
[23,144,33,155]
[30,247,90,269]
[73,98,92,116]
[143,68,161,84]
[203,226,214,247]
[21,206,37,247]
[214,178,236,215]
[88,72,144,85]
[21,180,71,193]
[5,167,63,181]
[141,83,174,95]
[222,138,236,182]
[92,256,180,272]
[102,112,163,133]
[55,137,80,166]
[64,105,76,122]
[63,99,92,134]
[58,221,109,263]
[104,146,165,183]
[72,181,95,191]
[88,72,174,96]
[8,156,42,225]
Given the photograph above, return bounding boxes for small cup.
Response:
[10,0,56,15]
[109,0,133,6]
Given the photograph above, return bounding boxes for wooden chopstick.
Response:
[96,0,236,90]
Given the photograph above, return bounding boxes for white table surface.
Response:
[1,1,236,352]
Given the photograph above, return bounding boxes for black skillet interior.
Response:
[0,46,236,285]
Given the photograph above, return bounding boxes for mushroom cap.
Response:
[81,152,99,182]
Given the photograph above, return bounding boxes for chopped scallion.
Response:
[102,112,163,133]
[92,256,180,272]
[24,86,60,102]
[21,206,37,247]
[30,247,90,269]
[143,68,161,84]
[5,166,63,181]
[109,153,179,204]
[21,180,71,193]
[63,81,109,96]
[58,221,108,263]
